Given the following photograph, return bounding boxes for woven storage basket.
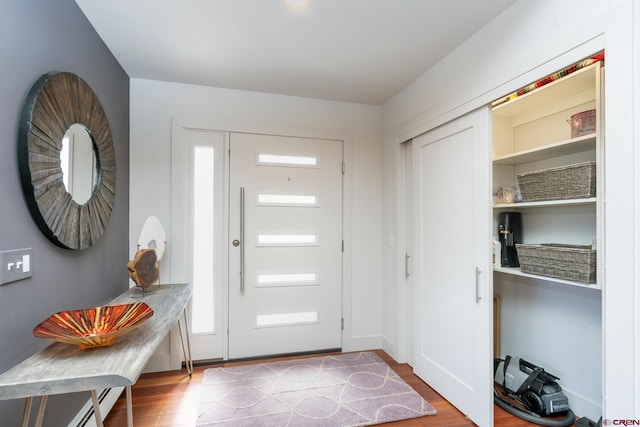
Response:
[516,243,596,284]
[516,161,596,202]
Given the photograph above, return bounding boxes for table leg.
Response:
[34,395,47,427]
[90,390,104,427]
[178,308,194,376]
[126,385,133,427]
[21,396,33,427]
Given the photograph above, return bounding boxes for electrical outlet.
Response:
[0,248,32,285]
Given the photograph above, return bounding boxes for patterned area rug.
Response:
[196,351,436,426]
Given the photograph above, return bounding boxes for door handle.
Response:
[405,253,410,278]
[240,187,245,295]
[475,266,482,302]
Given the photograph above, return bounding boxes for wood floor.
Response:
[104,349,542,426]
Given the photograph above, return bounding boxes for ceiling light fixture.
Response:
[286,0,307,8]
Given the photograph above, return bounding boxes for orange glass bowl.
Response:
[33,302,154,349]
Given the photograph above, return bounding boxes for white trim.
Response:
[348,335,382,352]
[381,336,395,356]
[340,132,354,352]
[562,388,604,426]
[633,0,640,416]
[602,1,638,418]
[68,387,123,427]
[385,139,413,365]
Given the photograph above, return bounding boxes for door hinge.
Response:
[342,162,345,174]
[341,318,344,331]
[341,240,344,252]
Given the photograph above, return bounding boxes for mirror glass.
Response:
[61,123,98,205]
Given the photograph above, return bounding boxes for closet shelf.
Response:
[492,62,598,118]
[493,266,601,290]
[494,198,596,209]
[493,134,596,165]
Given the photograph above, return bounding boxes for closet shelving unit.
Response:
[491,61,603,291]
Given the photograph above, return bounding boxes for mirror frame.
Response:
[18,71,116,250]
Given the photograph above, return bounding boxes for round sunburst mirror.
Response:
[18,72,116,250]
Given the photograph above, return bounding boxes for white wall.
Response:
[381,0,638,421]
[130,79,383,355]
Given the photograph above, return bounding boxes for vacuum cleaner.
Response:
[494,356,576,426]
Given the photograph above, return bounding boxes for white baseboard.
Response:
[68,387,124,427]
[381,336,399,361]
[563,387,602,423]
[344,335,382,352]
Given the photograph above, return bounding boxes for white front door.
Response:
[228,132,343,359]
[412,108,493,426]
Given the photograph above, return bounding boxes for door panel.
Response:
[181,129,227,361]
[229,133,343,359]
[412,108,492,426]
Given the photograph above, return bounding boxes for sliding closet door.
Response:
[412,107,493,426]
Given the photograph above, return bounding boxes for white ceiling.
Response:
[75,0,516,105]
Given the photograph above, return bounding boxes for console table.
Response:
[0,283,193,427]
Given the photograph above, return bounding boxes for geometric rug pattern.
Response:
[196,351,436,426]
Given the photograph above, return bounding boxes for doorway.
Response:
[177,128,344,361]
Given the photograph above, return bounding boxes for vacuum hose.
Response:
[494,389,576,427]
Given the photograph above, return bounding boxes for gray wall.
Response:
[0,0,129,425]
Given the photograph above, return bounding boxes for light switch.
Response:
[0,248,33,285]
